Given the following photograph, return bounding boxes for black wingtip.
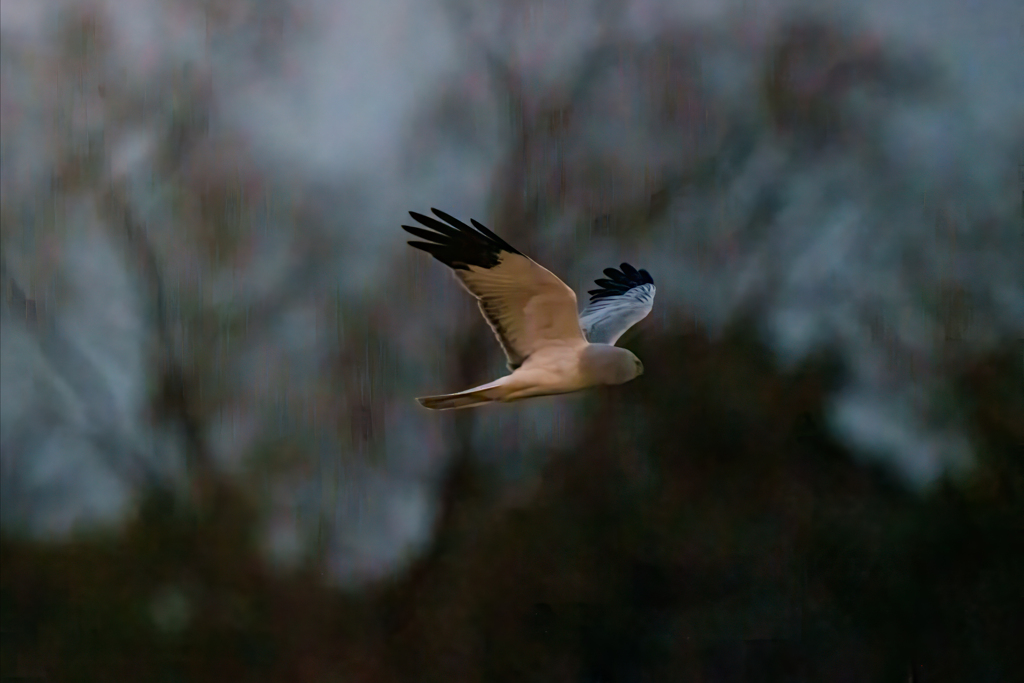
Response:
[588,262,654,301]
[403,209,520,270]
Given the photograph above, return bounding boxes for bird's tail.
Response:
[416,378,508,410]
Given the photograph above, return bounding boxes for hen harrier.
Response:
[402,209,656,410]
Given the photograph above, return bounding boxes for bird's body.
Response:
[402,209,654,410]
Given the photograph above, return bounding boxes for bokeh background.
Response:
[1,0,1022,681]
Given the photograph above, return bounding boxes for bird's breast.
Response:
[511,345,590,392]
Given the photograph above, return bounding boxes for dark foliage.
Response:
[3,329,1020,683]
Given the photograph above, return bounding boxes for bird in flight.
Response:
[402,208,656,410]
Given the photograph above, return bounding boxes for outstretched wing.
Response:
[579,263,656,345]
[403,209,586,370]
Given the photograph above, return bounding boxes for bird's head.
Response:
[581,344,643,385]
[622,350,644,382]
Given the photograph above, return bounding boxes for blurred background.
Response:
[1,0,1022,680]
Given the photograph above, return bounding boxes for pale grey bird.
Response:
[402,209,656,410]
